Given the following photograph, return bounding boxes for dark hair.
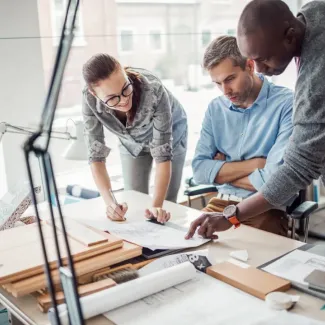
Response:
[203,36,247,70]
[238,0,294,36]
[82,53,142,123]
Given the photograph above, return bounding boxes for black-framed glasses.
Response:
[99,79,134,108]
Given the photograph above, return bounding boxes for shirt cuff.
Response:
[248,169,265,191]
[150,143,173,163]
[209,160,226,185]
[88,140,111,163]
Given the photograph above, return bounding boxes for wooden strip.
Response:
[9,242,142,297]
[37,278,116,313]
[0,225,123,285]
[8,242,122,294]
[132,259,156,270]
[46,218,108,247]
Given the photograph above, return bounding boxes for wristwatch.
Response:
[223,204,240,229]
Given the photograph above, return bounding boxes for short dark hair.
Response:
[238,0,295,36]
[203,36,247,70]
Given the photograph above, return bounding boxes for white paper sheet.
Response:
[262,249,325,286]
[105,271,325,325]
[76,218,209,250]
[53,262,196,325]
[105,271,276,325]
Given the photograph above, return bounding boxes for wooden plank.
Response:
[46,218,108,247]
[4,240,121,293]
[8,241,142,297]
[37,278,116,313]
[0,222,123,285]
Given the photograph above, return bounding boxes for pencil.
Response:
[109,189,118,205]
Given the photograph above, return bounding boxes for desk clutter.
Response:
[0,219,142,302]
[1,217,324,325]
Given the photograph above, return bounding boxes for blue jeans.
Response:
[119,137,187,203]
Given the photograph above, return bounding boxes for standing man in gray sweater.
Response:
[186,0,325,240]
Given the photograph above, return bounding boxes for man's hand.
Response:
[214,152,226,161]
[185,212,232,240]
[252,157,266,169]
[145,207,171,223]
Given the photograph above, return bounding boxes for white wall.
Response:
[0,0,45,197]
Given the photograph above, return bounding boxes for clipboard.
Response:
[259,244,325,300]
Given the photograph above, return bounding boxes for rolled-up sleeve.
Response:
[249,97,293,191]
[82,94,110,164]
[150,85,173,163]
[192,106,225,185]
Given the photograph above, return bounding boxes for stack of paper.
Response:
[104,252,325,325]
[262,249,325,286]
[77,218,210,250]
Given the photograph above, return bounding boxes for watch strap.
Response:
[228,215,240,229]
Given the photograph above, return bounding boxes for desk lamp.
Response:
[23,1,84,325]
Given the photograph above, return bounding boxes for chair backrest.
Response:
[286,189,306,214]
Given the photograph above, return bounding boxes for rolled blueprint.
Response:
[52,261,196,325]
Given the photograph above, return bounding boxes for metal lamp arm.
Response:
[22,1,83,325]
[0,122,77,140]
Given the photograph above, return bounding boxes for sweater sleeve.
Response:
[260,17,325,207]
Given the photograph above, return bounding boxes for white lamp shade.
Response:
[62,121,88,161]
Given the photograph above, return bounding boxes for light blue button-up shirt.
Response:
[192,75,293,199]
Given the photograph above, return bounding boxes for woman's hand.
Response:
[106,202,128,222]
[145,207,171,224]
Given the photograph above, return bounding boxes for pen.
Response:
[109,188,118,205]
[109,189,126,221]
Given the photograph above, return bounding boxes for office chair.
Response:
[184,177,318,242]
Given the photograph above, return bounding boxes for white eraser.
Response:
[230,250,249,262]
[228,258,250,269]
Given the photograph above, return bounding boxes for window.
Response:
[211,0,232,4]
[201,30,212,48]
[227,28,236,36]
[119,30,134,52]
[149,30,163,51]
[51,0,85,46]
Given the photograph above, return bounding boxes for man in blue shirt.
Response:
[192,35,293,236]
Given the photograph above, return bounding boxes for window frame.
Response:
[118,27,136,54]
[50,0,86,47]
[147,28,165,53]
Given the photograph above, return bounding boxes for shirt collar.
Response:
[226,74,269,112]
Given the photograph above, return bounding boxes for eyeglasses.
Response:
[99,79,134,108]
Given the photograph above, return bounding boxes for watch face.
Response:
[223,204,237,218]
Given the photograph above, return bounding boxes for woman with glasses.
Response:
[82,54,188,223]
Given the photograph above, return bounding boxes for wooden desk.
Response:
[1,191,324,325]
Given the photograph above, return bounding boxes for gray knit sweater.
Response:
[261,1,325,206]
